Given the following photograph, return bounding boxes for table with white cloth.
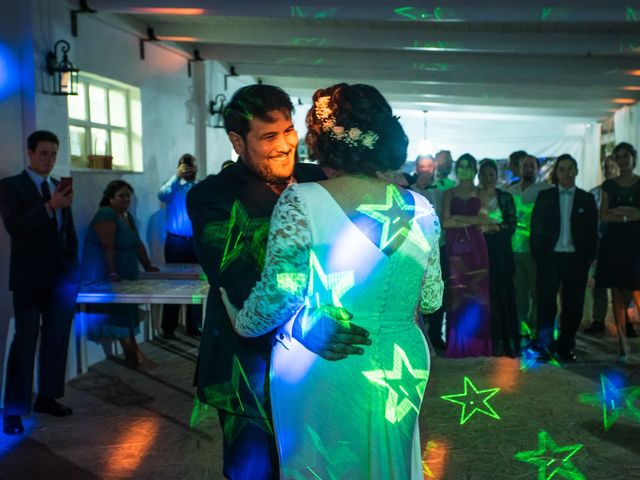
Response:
[75,277,209,372]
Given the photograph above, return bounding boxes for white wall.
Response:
[0,0,37,408]
[0,0,237,392]
[395,109,602,190]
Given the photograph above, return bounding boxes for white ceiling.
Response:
[84,0,640,121]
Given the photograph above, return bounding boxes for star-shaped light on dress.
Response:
[198,355,273,445]
[284,425,359,480]
[304,249,355,308]
[356,184,430,255]
[514,430,585,480]
[362,343,429,424]
[578,374,640,431]
[440,376,501,424]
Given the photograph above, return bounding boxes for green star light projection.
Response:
[362,344,429,424]
[440,376,501,424]
[515,430,585,480]
[202,200,270,272]
[578,374,640,431]
[194,355,272,445]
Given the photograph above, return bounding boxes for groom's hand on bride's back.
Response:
[292,306,371,361]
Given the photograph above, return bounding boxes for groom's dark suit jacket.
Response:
[187,159,325,416]
[0,170,79,292]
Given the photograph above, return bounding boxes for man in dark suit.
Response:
[0,130,79,435]
[530,154,598,362]
[187,85,370,479]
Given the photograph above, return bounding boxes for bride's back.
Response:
[298,176,438,330]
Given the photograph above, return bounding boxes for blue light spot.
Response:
[0,42,20,101]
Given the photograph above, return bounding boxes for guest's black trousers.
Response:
[161,233,203,335]
[535,252,589,353]
[3,280,78,416]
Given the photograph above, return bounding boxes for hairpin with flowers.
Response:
[314,96,379,149]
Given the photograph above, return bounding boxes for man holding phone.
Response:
[157,153,202,338]
[0,130,79,435]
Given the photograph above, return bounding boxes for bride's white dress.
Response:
[234,181,443,479]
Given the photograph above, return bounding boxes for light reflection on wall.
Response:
[104,416,159,478]
[0,42,20,101]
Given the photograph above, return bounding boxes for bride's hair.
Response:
[305,83,408,176]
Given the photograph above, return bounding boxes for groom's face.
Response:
[230,109,298,184]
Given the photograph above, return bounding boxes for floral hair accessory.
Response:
[315,96,379,149]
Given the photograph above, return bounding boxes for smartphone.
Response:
[58,176,73,193]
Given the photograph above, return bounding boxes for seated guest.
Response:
[81,180,159,368]
[531,155,598,362]
[441,154,495,357]
[478,159,520,357]
[595,142,640,362]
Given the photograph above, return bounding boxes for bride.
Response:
[222,83,443,479]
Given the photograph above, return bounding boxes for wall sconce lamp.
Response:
[209,93,227,128]
[188,49,204,78]
[46,40,79,96]
[224,66,238,91]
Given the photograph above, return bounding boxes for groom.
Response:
[187,84,370,479]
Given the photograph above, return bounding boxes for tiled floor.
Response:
[1,326,639,480]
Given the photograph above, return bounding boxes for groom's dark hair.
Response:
[223,84,294,140]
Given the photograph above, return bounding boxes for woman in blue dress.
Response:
[81,180,158,368]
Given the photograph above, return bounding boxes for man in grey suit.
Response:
[0,130,79,435]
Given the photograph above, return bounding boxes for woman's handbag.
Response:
[450,227,474,255]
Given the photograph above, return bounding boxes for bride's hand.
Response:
[219,287,238,322]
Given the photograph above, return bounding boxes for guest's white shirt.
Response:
[554,186,576,253]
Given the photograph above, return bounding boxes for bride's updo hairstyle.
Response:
[305,83,408,176]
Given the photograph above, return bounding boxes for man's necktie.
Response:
[41,180,51,202]
[41,180,57,228]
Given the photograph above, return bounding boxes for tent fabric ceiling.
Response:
[86,1,639,120]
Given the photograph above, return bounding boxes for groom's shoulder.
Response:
[294,163,326,183]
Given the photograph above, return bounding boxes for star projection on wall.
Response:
[202,200,270,272]
[514,430,585,480]
[355,184,431,256]
[440,376,501,424]
[578,374,640,431]
[195,355,272,445]
[362,344,429,424]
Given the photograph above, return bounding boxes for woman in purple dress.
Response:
[441,154,496,357]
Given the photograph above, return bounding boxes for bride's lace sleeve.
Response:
[233,184,310,337]
[417,199,444,314]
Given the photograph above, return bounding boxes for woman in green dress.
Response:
[81,180,158,368]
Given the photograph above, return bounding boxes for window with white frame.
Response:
[67,72,142,171]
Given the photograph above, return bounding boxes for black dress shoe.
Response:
[3,415,24,435]
[33,398,72,417]
[557,350,577,363]
[187,327,202,337]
